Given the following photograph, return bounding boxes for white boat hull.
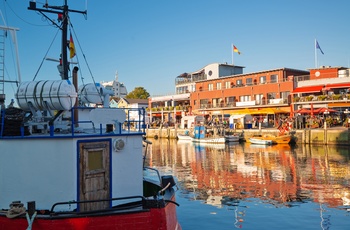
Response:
[192,137,226,144]
[249,137,273,145]
[224,135,240,142]
[177,134,193,141]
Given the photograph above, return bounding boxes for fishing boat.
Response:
[0,2,180,230]
[190,124,225,144]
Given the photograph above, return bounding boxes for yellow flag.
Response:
[69,33,76,58]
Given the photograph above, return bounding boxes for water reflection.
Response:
[146,139,350,229]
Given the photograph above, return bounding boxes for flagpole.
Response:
[231,43,234,65]
[315,39,317,68]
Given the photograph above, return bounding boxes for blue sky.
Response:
[1,0,350,102]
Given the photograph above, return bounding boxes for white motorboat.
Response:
[249,137,274,145]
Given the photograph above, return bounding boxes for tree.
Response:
[125,87,150,99]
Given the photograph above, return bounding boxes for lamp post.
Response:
[344,109,350,127]
[323,109,330,129]
[323,109,330,144]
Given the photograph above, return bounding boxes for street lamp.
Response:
[323,109,330,129]
[344,109,350,127]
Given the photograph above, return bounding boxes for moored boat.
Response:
[249,136,274,145]
[224,134,240,142]
[0,2,181,230]
[267,134,292,144]
[192,136,226,144]
[177,133,193,141]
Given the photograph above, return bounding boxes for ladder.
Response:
[0,25,20,108]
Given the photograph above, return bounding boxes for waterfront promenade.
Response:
[145,126,350,145]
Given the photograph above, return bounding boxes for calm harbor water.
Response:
[146,139,350,230]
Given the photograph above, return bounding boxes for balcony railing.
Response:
[293,94,350,103]
[198,98,289,109]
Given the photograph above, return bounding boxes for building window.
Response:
[200,99,209,108]
[246,78,252,85]
[259,76,266,84]
[226,96,235,106]
[254,94,264,105]
[280,91,290,103]
[270,75,278,83]
[208,84,213,91]
[236,79,243,86]
[225,81,230,89]
[216,82,221,90]
[239,95,251,102]
[267,92,276,99]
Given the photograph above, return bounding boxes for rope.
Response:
[26,211,37,230]
[6,202,26,218]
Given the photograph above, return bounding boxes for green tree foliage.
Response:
[125,87,150,99]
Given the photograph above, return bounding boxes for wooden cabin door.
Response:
[78,140,110,211]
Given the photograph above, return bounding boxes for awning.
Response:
[292,85,324,94]
[324,83,350,89]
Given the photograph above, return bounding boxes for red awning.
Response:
[292,85,324,94]
[324,83,350,89]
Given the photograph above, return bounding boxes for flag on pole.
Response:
[69,33,76,58]
[315,40,324,55]
[233,45,241,55]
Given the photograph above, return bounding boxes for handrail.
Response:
[0,106,147,138]
[50,195,146,213]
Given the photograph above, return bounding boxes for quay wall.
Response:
[145,128,350,145]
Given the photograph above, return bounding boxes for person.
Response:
[252,116,257,128]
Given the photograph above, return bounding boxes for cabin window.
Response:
[88,150,103,171]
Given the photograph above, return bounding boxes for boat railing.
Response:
[50,195,147,215]
[143,166,162,186]
[0,106,147,138]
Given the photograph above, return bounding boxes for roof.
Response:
[292,85,324,94]
[196,67,309,83]
[324,82,350,89]
[121,98,148,104]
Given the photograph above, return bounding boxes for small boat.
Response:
[224,134,240,142]
[0,2,180,230]
[249,136,274,145]
[177,133,193,141]
[266,134,292,144]
[192,136,226,144]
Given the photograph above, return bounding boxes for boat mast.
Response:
[28,1,86,80]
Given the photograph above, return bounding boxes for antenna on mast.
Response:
[28,1,87,80]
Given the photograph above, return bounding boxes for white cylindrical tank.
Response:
[15,80,77,111]
[78,83,103,104]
